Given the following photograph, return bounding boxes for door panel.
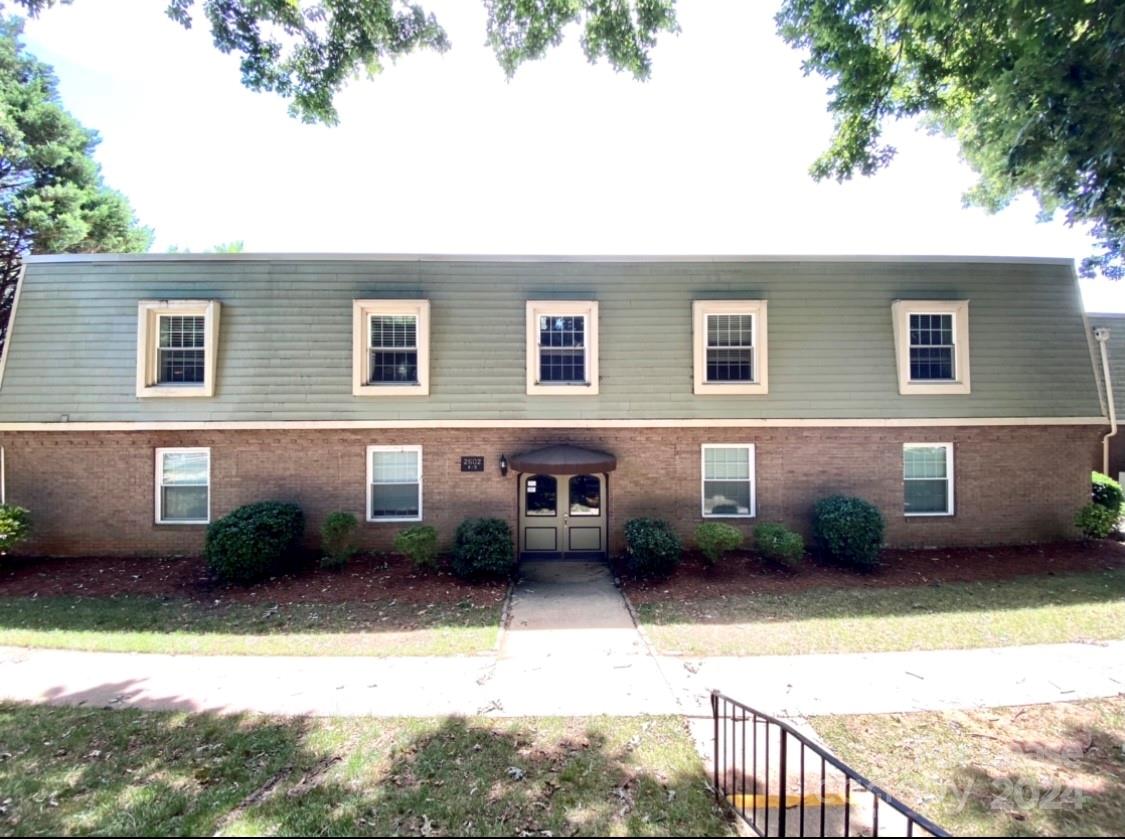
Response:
[524,527,558,551]
[567,526,602,552]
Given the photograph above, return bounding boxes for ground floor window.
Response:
[903,443,954,516]
[701,444,755,517]
[368,445,422,522]
[155,447,210,524]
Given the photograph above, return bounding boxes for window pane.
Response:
[706,348,753,382]
[704,447,750,480]
[904,447,948,480]
[159,349,205,384]
[371,482,420,519]
[525,474,557,516]
[569,474,601,516]
[704,480,751,516]
[370,315,417,349]
[162,451,208,485]
[538,315,586,383]
[908,313,955,380]
[159,316,205,349]
[370,350,418,384]
[707,314,753,348]
[161,486,207,521]
[372,450,420,483]
[905,479,949,514]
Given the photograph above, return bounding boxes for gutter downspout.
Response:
[1094,327,1118,475]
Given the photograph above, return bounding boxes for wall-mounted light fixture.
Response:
[499,454,509,477]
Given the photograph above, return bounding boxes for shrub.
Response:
[0,505,31,554]
[694,522,743,566]
[624,517,682,578]
[811,496,885,570]
[754,522,804,569]
[320,511,358,570]
[1092,471,1124,513]
[395,524,439,570]
[451,518,515,580]
[205,501,305,584]
[1076,503,1120,539]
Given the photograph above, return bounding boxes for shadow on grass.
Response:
[0,701,731,836]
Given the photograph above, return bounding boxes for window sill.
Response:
[353,384,429,397]
[904,512,955,518]
[138,384,214,398]
[367,516,423,524]
[527,383,599,396]
[155,519,210,526]
[702,514,756,520]
[899,380,970,396]
[694,382,768,396]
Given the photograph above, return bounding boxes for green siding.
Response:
[0,256,1104,422]
[1091,313,1125,418]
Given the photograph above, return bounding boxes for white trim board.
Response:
[0,416,1107,432]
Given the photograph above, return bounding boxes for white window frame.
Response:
[891,300,970,395]
[155,447,211,525]
[700,443,757,519]
[526,300,599,395]
[136,300,221,398]
[367,444,423,523]
[693,301,768,395]
[903,442,955,517]
[352,300,430,396]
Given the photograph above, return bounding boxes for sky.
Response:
[19,0,1125,312]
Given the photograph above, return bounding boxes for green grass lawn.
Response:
[0,703,732,837]
[0,596,502,657]
[812,696,1125,837]
[634,567,1125,656]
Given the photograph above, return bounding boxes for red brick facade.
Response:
[0,424,1100,557]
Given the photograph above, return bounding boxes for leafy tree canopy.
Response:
[776,0,1125,278]
[166,240,245,253]
[0,15,151,340]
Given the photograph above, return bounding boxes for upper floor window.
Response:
[136,300,220,398]
[693,301,768,395]
[526,300,599,395]
[892,300,970,395]
[352,300,430,396]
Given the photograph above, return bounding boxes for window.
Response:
[136,301,220,397]
[353,300,430,396]
[693,301,768,395]
[525,474,557,516]
[569,474,601,516]
[526,300,599,395]
[701,444,755,518]
[903,443,954,516]
[891,300,970,395]
[367,445,422,521]
[155,447,210,524]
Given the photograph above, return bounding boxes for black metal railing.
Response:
[711,691,950,837]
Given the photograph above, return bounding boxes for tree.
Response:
[0,16,152,343]
[776,0,1125,279]
[166,240,245,253]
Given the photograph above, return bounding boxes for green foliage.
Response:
[0,17,151,344]
[811,496,885,570]
[166,241,245,254]
[624,517,682,578]
[205,501,305,585]
[451,518,515,580]
[394,524,439,571]
[694,521,742,566]
[319,511,358,570]
[777,0,1125,279]
[753,522,804,569]
[0,504,31,553]
[1092,471,1125,513]
[1076,503,1120,540]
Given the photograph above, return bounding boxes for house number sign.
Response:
[460,456,485,472]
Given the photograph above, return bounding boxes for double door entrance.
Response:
[519,472,607,559]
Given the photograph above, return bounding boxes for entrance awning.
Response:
[509,444,617,475]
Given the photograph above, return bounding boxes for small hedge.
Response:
[395,524,439,570]
[320,511,358,570]
[205,501,305,584]
[625,517,682,578]
[811,496,885,570]
[451,518,515,580]
[1076,503,1120,539]
[754,522,804,569]
[694,522,742,566]
[1092,471,1124,513]
[0,504,31,554]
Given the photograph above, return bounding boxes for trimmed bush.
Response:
[694,521,743,566]
[451,518,515,580]
[754,522,804,569]
[811,496,885,570]
[320,511,358,570]
[0,504,31,554]
[1076,503,1120,539]
[395,524,439,571]
[624,517,682,578]
[205,501,305,584]
[1092,471,1124,513]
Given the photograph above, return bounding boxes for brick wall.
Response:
[0,424,1100,557]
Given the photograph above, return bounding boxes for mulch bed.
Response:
[622,540,1125,605]
[0,553,507,607]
